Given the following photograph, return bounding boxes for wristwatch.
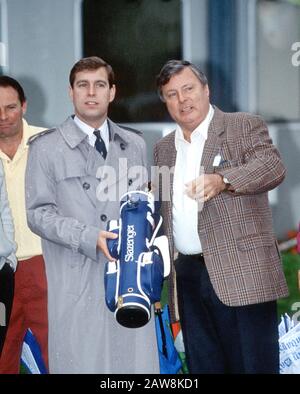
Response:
[223,176,230,190]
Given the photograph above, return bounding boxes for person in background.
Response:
[0,76,48,373]
[25,56,159,373]
[154,59,288,374]
[0,160,17,356]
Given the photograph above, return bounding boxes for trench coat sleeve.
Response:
[216,115,286,195]
[25,143,100,262]
[0,163,17,270]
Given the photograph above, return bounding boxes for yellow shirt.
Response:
[0,119,44,261]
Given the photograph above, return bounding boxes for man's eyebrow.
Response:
[5,102,18,106]
[75,79,107,84]
[165,83,192,93]
[182,83,193,88]
[165,88,176,93]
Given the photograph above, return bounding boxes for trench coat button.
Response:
[82,182,90,190]
[120,142,126,150]
[101,214,107,222]
[128,179,133,186]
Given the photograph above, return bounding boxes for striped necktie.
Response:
[93,129,107,159]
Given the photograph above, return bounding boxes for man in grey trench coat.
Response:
[25,57,159,373]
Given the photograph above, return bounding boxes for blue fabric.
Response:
[105,192,165,328]
[155,305,182,374]
[208,0,237,112]
[21,329,48,374]
[93,129,107,159]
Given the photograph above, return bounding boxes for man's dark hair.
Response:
[0,75,26,104]
[69,56,115,88]
[156,60,208,101]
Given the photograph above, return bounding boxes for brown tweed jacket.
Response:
[154,107,289,322]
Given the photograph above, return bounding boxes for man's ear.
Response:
[69,86,74,101]
[22,101,27,116]
[109,84,116,103]
[205,84,210,98]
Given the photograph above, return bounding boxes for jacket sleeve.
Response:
[216,115,286,195]
[25,142,100,262]
[0,164,17,270]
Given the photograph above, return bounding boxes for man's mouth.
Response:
[85,101,98,105]
[181,106,193,113]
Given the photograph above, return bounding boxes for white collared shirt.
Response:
[173,105,214,255]
[73,116,109,152]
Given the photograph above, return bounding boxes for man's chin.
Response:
[0,129,14,138]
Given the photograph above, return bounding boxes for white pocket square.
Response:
[213,153,228,167]
[213,153,222,167]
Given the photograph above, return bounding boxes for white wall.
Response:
[1,0,82,128]
[257,1,300,120]
[272,122,300,239]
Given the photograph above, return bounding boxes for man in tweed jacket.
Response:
[153,60,288,374]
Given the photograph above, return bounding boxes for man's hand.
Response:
[185,174,226,202]
[97,230,118,261]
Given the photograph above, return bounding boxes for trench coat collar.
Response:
[107,119,130,148]
[58,116,129,149]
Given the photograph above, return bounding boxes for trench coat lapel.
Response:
[58,117,102,208]
[101,120,131,185]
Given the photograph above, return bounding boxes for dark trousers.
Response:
[175,253,279,374]
[0,263,14,356]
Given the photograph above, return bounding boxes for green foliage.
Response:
[161,280,168,307]
[277,252,300,319]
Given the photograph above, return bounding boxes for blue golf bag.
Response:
[104,191,170,328]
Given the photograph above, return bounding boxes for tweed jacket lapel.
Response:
[201,107,226,174]
[167,134,177,203]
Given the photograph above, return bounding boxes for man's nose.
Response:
[177,91,186,103]
[0,108,8,120]
[88,85,95,96]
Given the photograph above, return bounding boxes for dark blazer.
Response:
[154,107,288,322]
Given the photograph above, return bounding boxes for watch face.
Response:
[223,177,230,184]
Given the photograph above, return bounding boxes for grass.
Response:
[277,252,300,320]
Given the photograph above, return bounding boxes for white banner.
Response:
[279,322,300,374]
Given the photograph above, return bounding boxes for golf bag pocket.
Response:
[104,260,120,312]
[138,251,165,303]
[104,190,170,328]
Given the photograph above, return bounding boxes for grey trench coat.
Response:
[26,117,159,373]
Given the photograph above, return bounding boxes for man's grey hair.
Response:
[156,60,208,101]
